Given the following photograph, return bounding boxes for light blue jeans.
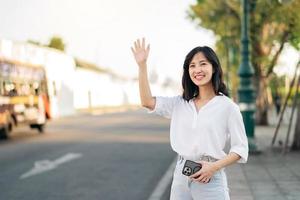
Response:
[170,155,230,200]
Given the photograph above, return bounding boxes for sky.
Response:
[0,0,216,83]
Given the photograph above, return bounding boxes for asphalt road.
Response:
[0,109,176,200]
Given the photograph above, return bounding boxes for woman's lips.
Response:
[194,74,205,81]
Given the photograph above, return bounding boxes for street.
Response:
[2,109,300,200]
[0,109,176,200]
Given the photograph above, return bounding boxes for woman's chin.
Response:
[192,80,210,87]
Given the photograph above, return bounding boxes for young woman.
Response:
[131,38,248,200]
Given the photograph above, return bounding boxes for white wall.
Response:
[42,49,76,117]
[0,39,76,117]
[0,39,180,115]
[73,68,179,109]
[74,68,126,109]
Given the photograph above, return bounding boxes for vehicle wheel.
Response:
[37,124,45,133]
[0,125,10,140]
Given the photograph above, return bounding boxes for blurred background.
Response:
[0,0,300,199]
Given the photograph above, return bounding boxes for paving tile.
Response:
[226,125,300,200]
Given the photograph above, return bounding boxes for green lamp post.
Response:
[238,0,260,153]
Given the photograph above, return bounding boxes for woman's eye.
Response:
[201,63,206,66]
[189,65,195,68]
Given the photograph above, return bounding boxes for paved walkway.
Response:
[227,125,300,200]
[79,106,300,199]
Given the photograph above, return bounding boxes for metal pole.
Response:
[238,0,259,153]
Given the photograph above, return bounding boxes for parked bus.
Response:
[0,57,50,139]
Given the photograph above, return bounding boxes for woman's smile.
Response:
[194,74,205,81]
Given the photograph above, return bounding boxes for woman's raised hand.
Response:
[131,38,150,67]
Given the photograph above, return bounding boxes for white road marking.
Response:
[147,157,177,200]
[20,153,82,179]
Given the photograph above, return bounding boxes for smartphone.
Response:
[182,160,202,176]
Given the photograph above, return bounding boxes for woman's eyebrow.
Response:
[190,59,207,65]
[199,60,207,63]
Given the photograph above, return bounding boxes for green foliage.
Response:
[268,74,285,96]
[27,40,42,46]
[48,36,65,51]
[188,0,300,80]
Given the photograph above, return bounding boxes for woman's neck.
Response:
[196,83,216,100]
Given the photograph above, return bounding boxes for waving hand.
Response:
[131,38,150,67]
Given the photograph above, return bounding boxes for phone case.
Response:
[182,160,202,176]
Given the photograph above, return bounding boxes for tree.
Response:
[291,61,300,150]
[48,36,65,51]
[292,100,300,150]
[188,0,300,125]
[27,40,42,46]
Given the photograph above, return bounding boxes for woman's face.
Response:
[188,52,214,87]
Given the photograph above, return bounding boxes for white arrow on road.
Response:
[20,153,82,179]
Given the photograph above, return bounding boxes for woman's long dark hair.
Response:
[182,46,229,101]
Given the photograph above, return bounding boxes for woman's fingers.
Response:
[142,38,145,49]
[137,39,141,49]
[203,178,210,183]
[189,165,204,178]
[196,175,210,183]
[134,41,138,50]
[195,174,206,182]
[132,38,148,51]
[131,47,135,54]
[131,38,150,66]
[190,170,211,184]
[189,170,201,179]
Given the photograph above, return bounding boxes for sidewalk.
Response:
[77,106,300,199]
[227,125,300,200]
[76,105,140,115]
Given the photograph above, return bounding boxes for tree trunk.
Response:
[255,76,270,125]
[291,101,300,150]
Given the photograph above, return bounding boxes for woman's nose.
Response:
[194,66,203,72]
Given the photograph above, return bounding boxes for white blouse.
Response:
[149,94,248,163]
